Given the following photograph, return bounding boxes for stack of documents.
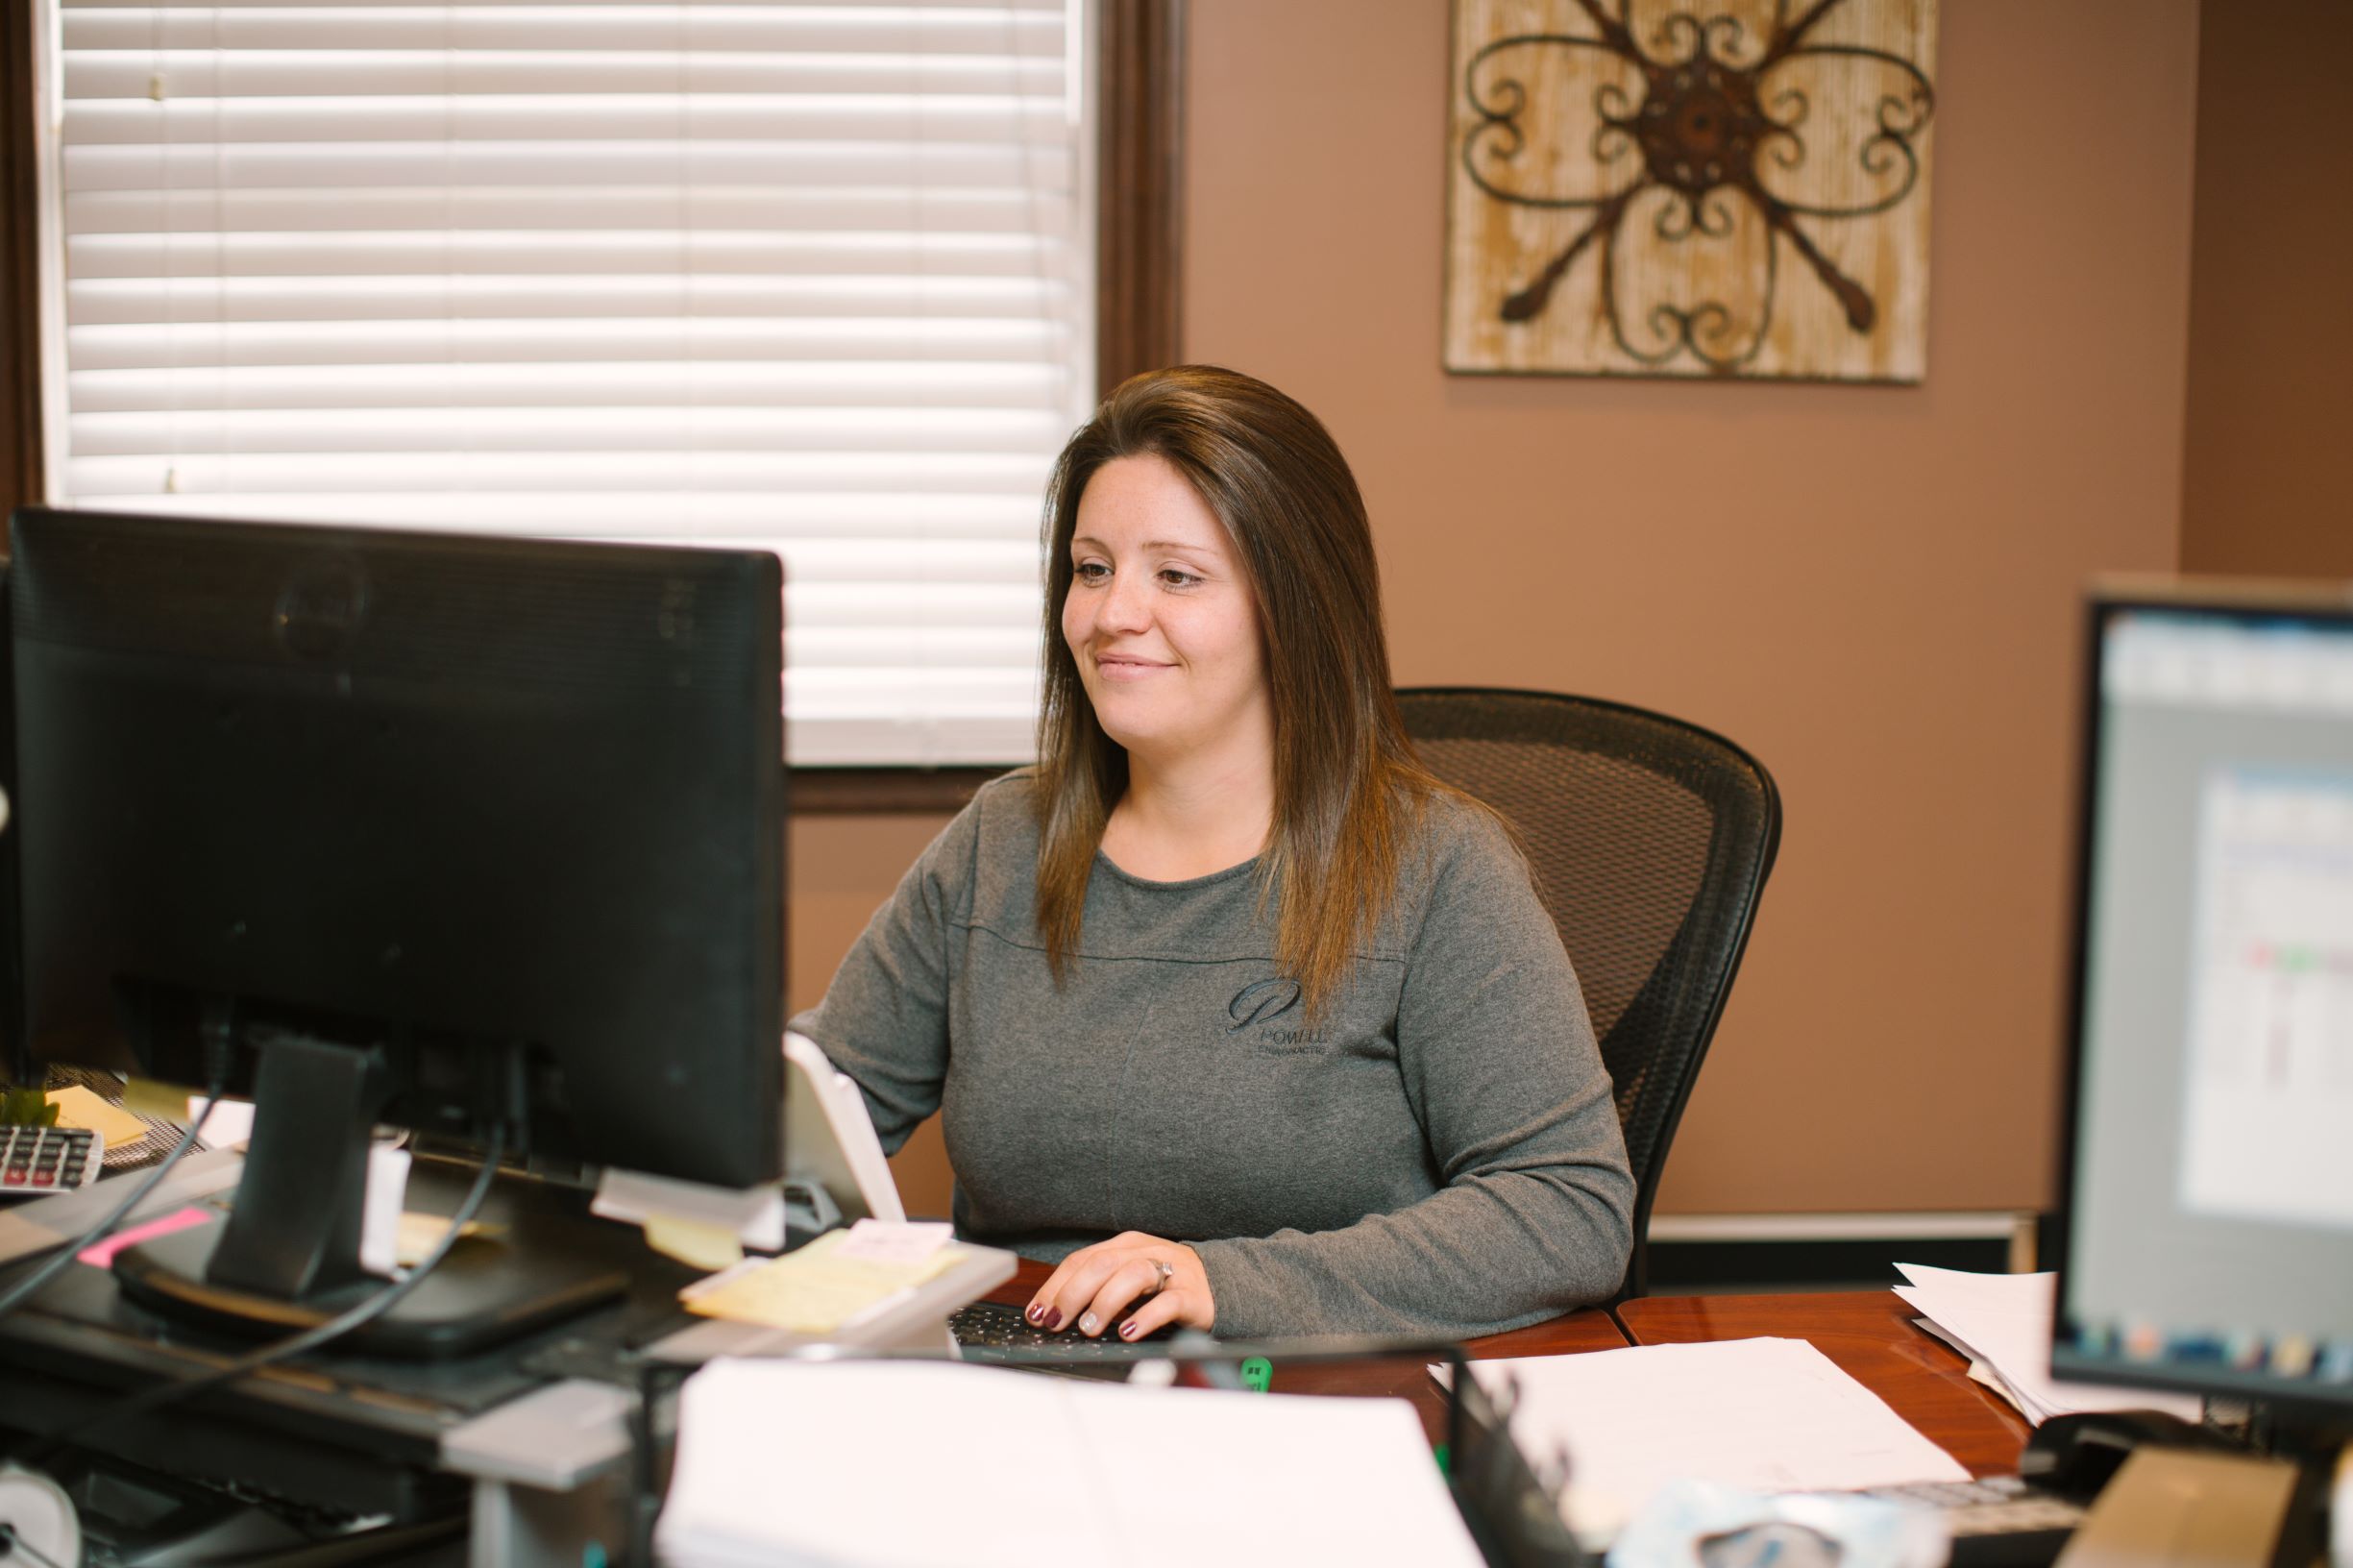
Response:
[1893,1263,2201,1425]
[655,1359,1487,1568]
[1458,1337,1968,1543]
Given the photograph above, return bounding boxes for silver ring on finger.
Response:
[1148,1259,1174,1296]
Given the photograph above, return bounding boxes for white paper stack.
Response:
[1459,1337,1969,1544]
[654,1359,1487,1568]
[1892,1263,2202,1426]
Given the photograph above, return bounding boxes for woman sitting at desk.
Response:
[794,366,1633,1340]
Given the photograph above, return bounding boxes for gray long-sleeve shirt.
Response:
[791,774,1634,1338]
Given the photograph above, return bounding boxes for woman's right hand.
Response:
[1024,1231,1215,1341]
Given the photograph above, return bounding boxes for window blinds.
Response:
[41,0,1093,766]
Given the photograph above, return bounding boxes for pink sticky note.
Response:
[79,1206,214,1268]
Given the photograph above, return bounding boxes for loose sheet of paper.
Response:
[1913,1314,2022,1405]
[1468,1337,1967,1541]
[185,1095,257,1148]
[1892,1263,2202,1424]
[656,1360,1485,1568]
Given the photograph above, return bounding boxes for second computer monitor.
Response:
[2053,583,2353,1419]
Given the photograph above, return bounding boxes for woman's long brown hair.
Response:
[1032,365,1450,1019]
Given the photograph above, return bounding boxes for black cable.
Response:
[23,1126,507,1469]
[628,1359,694,1568]
[200,1511,469,1568]
[0,1085,227,1326]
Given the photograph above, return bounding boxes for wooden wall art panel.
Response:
[1444,0,1938,380]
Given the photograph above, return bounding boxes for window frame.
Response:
[0,0,1185,816]
[1,6,41,509]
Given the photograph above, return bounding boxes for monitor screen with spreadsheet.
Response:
[2053,583,2353,1415]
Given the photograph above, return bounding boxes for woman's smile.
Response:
[1093,649,1175,680]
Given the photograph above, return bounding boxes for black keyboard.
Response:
[949,1300,1176,1380]
[1825,1476,2083,1568]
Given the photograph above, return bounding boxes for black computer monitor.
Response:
[5,505,784,1351]
[2052,581,2353,1430]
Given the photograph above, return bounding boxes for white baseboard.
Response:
[1649,1211,2040,1272]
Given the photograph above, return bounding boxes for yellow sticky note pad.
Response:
[683,1230,965,1335]
[646,1215,746,1273]
[46,1086,147,1146]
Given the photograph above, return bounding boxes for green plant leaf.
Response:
[1,1087,61,1127]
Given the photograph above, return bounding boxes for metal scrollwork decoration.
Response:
[1443,0,1939,380]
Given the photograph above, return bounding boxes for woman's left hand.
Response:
[1024,1231,1214,1340]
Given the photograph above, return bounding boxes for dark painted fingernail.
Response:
[1043,1308,1062,1330]
[1025,1303,1044,1324]
[1119,1320,1140,1339]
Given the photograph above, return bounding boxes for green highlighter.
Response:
[1238,1356,1273,1393]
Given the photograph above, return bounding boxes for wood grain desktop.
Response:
[990,1266,2038,1476]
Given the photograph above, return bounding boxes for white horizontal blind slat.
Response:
[67,52,1068,98]
[67,317,1076,368]
[64,404,1071,452]
[61,453,1059,497]
[66,232,1076,280]
[62,142,1078,191]
[66,363,1068,410]
[66,186,1076,233]
[65,276,1075,324]
[62,95,1074,144]
[54,489,1042,527]
[65,12,1065,53]
[61,0,1064,12]
[46,0,1092,767]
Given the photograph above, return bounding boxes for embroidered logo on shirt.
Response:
[1227,977,1303,1033]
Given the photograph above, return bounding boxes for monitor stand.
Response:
[110,1031,628,1360]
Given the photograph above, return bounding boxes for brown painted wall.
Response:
[823,0,2206,1220]
[2177,0,2353,578]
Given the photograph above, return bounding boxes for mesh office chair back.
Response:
[1396,689,1781,1298]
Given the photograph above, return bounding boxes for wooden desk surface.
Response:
[982,1271,2032,1474]
[986,1260,1627,1442]
[1617,1290,2036,1478]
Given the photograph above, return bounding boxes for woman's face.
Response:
[1061,454,1271,771]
